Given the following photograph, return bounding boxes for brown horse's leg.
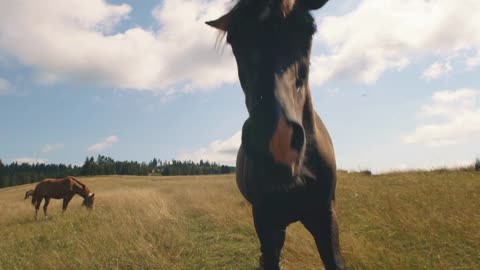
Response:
[43,197,50,217]
[301,206,346,270]
[62,195,73,213]
[34,197,43,220]
[253,206,286,270]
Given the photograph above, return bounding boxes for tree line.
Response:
[0,156,235,188]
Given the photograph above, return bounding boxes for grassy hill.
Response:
[1,172,479,269]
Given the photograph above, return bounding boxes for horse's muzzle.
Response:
[269,115,305,168]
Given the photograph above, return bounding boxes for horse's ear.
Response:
[302,0,329,10]
[205,12,232,32]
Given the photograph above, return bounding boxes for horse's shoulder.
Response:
[310,112,335,167]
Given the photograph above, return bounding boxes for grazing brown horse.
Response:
[207,0,345,269]
[27,176,95,219]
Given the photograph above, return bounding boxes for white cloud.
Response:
[403,88,480,146]
[466,52,480,70]
[14,158,48,164]
[87,135,119,153]
[311,0,480,86]
[0,77,11,94]
[41,143,64,153]
[0,0,236,92]
[422,61,452,81]
[178,131,241,166]
[2,0,479,92]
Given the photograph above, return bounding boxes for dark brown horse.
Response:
[26,176,95,219]
[207,0,345,269]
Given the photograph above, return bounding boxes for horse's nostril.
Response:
[290,123,305,152]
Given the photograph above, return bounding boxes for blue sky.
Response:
[1,0,479,172]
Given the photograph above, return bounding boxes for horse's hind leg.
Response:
[253,207,286,270]
[43,198,50,217]
[302,206,346,270]
[34,197,43,220]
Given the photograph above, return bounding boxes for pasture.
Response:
[0,172,479,269]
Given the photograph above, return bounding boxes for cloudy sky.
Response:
[1,0,479,172]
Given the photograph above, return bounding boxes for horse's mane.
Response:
[68,176,88,192]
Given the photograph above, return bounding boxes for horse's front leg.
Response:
[62,195,73,213]
[301,205,346,270]
[253,206,286,270]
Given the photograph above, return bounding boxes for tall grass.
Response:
[0,172,479,269]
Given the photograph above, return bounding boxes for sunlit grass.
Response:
[1,172,479,269]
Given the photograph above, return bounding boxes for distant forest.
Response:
[0,155,235,188]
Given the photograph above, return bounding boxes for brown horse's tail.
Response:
[24,189,34,200]
[25,190,36,205]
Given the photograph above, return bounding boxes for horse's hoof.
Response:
[258,255,283,270]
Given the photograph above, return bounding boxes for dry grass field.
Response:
[0,171,479,269]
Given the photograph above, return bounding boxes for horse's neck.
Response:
[70,177,86,189]
[301,86,336,171]
[69,177,89,197]
[302,87,317,133]
[72,182,88,198]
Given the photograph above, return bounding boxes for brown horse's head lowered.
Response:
[81,193,95,210]
[207,0,329,180]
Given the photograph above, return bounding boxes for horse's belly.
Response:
[38,182,68,199]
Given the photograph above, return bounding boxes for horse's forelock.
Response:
[279,0,296,17]
[243,0,297,19]
[228,0,298,25]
